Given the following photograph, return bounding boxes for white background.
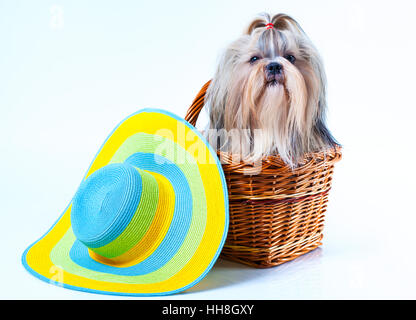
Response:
[1,0,415,299]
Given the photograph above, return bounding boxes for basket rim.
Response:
[217,145,342,175]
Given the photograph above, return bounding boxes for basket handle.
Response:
[184,80,211,127]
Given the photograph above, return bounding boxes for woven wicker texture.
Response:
[185,81,342,268]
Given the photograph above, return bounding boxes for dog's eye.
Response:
[285,55,296,64]
[249,56,261,63]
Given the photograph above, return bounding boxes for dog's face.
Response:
[205,13,336,166]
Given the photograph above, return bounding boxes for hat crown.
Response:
[71,163,159,260]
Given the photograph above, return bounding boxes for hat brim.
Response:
[22,109,229,296]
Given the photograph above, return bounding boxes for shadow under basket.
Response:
[185,81,342,268]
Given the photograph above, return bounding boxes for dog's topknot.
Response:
[245,13,305,36]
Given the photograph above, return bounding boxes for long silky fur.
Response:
[204,13,338,167]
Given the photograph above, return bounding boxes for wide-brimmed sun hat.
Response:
[22,109,229,296]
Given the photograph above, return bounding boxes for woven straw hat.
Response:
[22,109,229,296]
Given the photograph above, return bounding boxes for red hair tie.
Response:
[265,23,274,30]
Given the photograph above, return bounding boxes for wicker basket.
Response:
[185,81,342,268]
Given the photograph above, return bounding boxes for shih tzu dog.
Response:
[204,13,338,167]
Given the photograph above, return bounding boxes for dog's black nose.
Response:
[266,62,282,75]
